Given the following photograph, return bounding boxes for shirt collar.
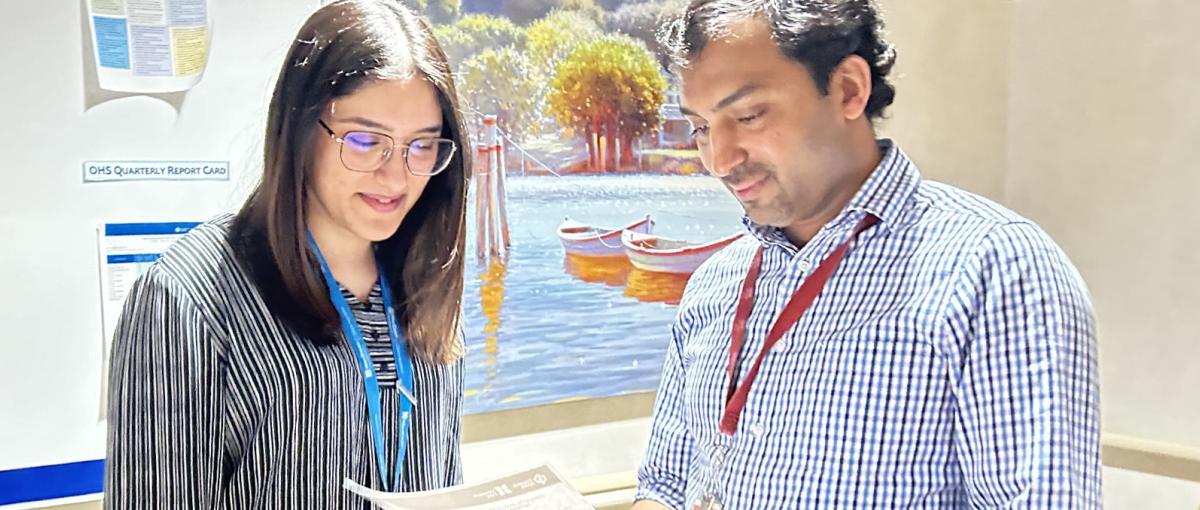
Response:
[744,139,921,248]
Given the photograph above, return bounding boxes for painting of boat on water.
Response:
[463,176,742,414]
[418,0,746,414]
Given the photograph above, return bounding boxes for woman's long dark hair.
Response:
[231,0,470,364]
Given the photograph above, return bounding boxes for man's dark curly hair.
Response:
[660,0,898,120]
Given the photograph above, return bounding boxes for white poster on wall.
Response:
[96,221,201,417]
[86,0,212,92]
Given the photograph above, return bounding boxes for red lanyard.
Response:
[719,214,878,436]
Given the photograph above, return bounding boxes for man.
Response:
[634,1,1100,508]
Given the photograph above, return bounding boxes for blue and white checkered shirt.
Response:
[637,140,1100,509]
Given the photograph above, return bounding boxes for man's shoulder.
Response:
[911,181,1079,279]
[907,180,1060,251]
[915,180,1030,227]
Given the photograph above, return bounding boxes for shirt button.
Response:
[797,259,812,272]
[749,423,766,438]
[773,339,789,352]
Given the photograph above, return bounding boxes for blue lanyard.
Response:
[308,233,415,492]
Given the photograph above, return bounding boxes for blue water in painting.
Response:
[461,174,744,414]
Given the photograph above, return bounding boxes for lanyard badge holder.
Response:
[693,214,878,510]
[696,438,731,510]
[309,233,417,492]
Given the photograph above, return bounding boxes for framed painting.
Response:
[418,0,743,415]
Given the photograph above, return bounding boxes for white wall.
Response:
[0,0,317,471]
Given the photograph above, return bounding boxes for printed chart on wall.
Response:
[96,221,200,416]
[86,0,211,92]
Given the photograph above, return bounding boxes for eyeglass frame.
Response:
[317,119,457,176]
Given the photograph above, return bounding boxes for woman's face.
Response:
[306,77,446,245]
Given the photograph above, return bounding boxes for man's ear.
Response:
[830,55,873,121]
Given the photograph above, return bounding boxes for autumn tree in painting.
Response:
[546,35,665,172]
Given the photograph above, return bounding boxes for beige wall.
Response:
[881,0,1199,451]
[876,0,1012,200]
[1006,0,1200,449]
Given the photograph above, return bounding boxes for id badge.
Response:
[691,439,730,510]
[691,492,725,510]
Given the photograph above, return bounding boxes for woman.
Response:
[104,1,470,507]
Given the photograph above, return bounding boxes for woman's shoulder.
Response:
[152,213,251,304]
[156,213,236,269]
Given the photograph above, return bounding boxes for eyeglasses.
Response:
[317,119,457,176]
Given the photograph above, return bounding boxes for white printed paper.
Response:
[345,464,594,510]
[87,0,211,92]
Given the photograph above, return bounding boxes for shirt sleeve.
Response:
[636,317,694,510]
[948,221,1101,508]
[104,266,226,509]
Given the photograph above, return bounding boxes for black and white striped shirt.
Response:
[104,215,463,509]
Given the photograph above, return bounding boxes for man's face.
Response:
[680,17,861,233]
